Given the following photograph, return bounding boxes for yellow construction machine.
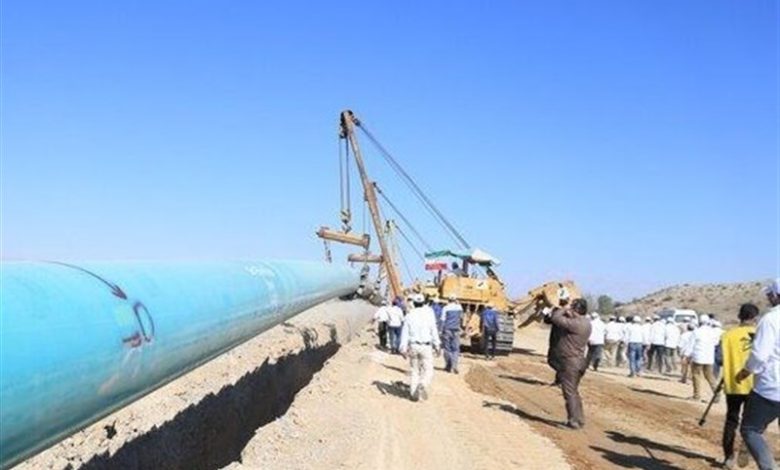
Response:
[316,109,580,354]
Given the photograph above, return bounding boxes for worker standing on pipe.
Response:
[441,294,464,374]
[399,294,441,401]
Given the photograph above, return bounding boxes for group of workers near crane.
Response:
[373,279,780,470]
[373,293,501,400]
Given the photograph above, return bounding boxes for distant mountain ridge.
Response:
[616,280,771,323]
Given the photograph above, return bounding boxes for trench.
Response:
[76,325,341,470]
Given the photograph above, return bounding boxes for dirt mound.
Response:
[617,280,770,322]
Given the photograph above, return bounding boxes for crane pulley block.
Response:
[316,227,370,249]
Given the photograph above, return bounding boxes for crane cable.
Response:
[391,220,426,262]
[388,222,416,284]
[374,183,433,253]
[355,122,471,250]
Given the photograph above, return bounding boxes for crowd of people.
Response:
[372,279,779,470]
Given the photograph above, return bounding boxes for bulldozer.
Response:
[417,249,580,354]
[316,109,581,354]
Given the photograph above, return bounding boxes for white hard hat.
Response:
[412,293,425,304]
[633,316,641,323]
[712,320,722,328]
[762,278,780,296]
[618,316,626,323]
[590,312,599,319]
[447,294,457,301]
[698,314,710,325]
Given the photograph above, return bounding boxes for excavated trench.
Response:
[15,300,374,470]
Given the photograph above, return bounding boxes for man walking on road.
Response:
[546,298,591,429]
[441,294,464,374]
[686,315,720,402]
[663,319,681,374]
[604,316,622,366]
[587,312,605,371]
[736,279,780,470]
[481,302,500,359]
[626,316,645,377]
[399,294,441,402]
[649,315,667,373]
[719,303,758,469]
[386,299,405,354]
[616,316,628,368]
[678,323,696,384]
[373,300,390,350]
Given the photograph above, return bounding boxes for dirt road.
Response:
[243,321,777,470]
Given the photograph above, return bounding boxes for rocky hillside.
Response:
[616,280,771,323]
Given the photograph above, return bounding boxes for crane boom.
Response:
[340,110,405,300]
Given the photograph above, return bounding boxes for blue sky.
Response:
[2,1,777,300]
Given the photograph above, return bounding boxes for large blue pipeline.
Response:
[0,260,359,469]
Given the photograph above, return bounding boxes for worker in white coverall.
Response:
[399,293,441,402]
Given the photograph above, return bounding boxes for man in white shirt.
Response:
[604,317,622,366]
[399,294,441,401]
[386,299,405,354]
[678,323,696,384]
[626,316,646,377]
[736,279,780,470]
[373,300,390,350]
[616,316,628,368]
[586,312,606,371]
[663,319,681,374]
[648,315,667,373]
[642,317,653,364]
[687,314,720,402]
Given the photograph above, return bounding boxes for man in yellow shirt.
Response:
[720,303,758,469]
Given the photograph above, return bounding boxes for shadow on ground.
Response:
[482,401,562,428]
[498,374,548,386]
[590,430,720,469]
[79,325,340,470]
[629,386,687,400]
[372,380,410,400]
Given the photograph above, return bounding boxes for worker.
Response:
[678,323,696,384]
[399,293,441,402]
[615,316,628,368]
[386,299,405,354]
[719,303,759,469]
[711,319,725,379]
[687,314,720,402]
[545,297,591,429]
[736,279,780,470]
[431,297,444,333]
[481,302,500,359]
[626,315,645,377]
[642,316,653,363]
[604,316,622,366]
[373,299,390,350]
[441,294,464,374]
[663,318,681,374]
[648,315,666,373]
[546,286,572,386]
[586,312,606,371]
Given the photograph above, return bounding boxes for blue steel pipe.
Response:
[0,260,358,469]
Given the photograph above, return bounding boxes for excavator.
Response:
[316,110,580,354]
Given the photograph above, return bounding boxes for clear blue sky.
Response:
[2,1,778,300]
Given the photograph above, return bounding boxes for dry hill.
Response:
[616,280,770,323]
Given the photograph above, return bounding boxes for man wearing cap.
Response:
[615,316,629,368]
[678,323,696,384]
[399,294,441,401]
[546,286,572,386]
[386,299,405,354]
[604,316,622,366]
[481,302,500,359]
[373,299,390,350]
[649,315,667,373]
[545,298,591,429]
[441,294,464,373]
[663,319,681,374]
[586,312,606,371]
[736,279,780,470]
[626,316,645,377]
[687,314,720,402]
